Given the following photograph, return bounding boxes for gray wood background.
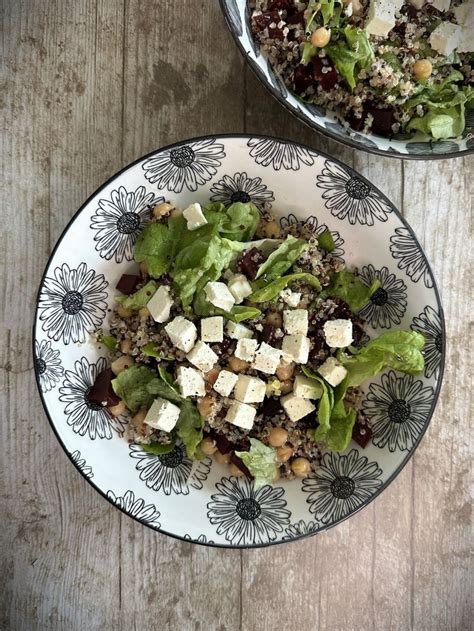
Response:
[1,1,472,630]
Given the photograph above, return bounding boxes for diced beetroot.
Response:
[352,322,366,347]
[260,397,284,419]
[115,274,141,295]
[212,336,234,357]
[268,26,285,39]
[252,10,280,30]
[366,106,395,137]
[230,453,253,478]
[86,368,120,408]
[258,324,281,347]
[308,332,327,357]
[268,0,291,11]
[286,10,305,24]
[238,247,266,280]
[312,57,338,91]
[293,64,314,94]
[352,422,372,448]
[347,110,367,132]
[212,432,234,454]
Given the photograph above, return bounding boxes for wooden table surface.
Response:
[1,2,472,630]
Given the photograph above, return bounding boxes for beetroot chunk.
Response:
[313,58,338,91]
[352,422,372,448]
[238,247,266,280]
[115,274,141,295]
[86,368,120,408]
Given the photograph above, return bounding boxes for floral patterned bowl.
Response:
[34,135,445,547]
[220,0,474,160]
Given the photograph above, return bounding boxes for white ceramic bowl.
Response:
[34,135,445,547]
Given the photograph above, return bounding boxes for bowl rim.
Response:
[219,0,474,162]
[32,133,446,548]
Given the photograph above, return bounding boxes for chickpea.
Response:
[276,361,295,381]
[229,463,245,477]
[120,338,132,354]
[200,436,217,456]
[413,59,432,81]
[111,354,134,375]
[139,261,149,276]
[343,0,362,15]
[227,355,249,373]
[265,311,283,328]
[264,220,281,239]
[276,444,294,463]
[153,202,173,219]
[311,26,331,48]
[205,368,220,385]
[139,307,150,320]
[279,379,293,394]
[291,457,312,478]
[197,395,215,419]
[268,426,289,448]
[116,304,133,319]
[108,400,126,417]
[214,451,231,465]
[131,408,147,430]
[170,207,183,218]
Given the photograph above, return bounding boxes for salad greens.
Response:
[249,272,321,302]
[235,439,278,489]
[203,201,260,241]
[116,281,159,310]
[326,27,374,90]
[100,334,118,351]
[255,235,309,281]
[316,229,336,253]
[320,270,380,312]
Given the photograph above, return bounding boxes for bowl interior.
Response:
[34,135,444,547]
[220,0,474,159]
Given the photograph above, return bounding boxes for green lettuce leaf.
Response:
[112,364,181,412]
[256,235,309,281]
[249,272,321,303]
[134,223,173,278]
[235,438,278,490]
[176,400,204,459]
[100,334,117,351]
[116,281,159,310]
[142,441,176,455]
[320,270,380,312]
[302,42,318,65]
[193,288,261,321]
[407,106,465,140]
[326,26,374,90]
[302,367,332,432]
[141,342,167,359]
[317,229,335,252]
[204,202,260,241]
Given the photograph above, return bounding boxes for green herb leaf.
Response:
[235,438,278,490]
[176,400,204,459]
[134,223,174,278]
[204,202,260,242]
[317,229,336,252]
[100,334,117,351]
[141,343,163,358]
[302,42,318,65]
[249,272,321,303]
[256,235,309,281]
[326,26,374,90]
[142,440,176,455]
[115,281,159,310]
[111,365,160,413]
[321,270,380,312]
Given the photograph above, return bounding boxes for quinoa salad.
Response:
[250,0,473,140]
[87,198,425,487]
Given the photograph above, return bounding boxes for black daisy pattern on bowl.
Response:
[129,443,211,495]
[411,305,443,379]
[279,213,345,259]
[247,138,316,171]
[38,262,108,344]
[302,449,383,525]
[390,227,433,288]
[364,371,434,452]
[406,141,459,155]
[90,186,161,263]
[59,356,127,440]
[183,534,215,545]
[142,139,225,193]
[358,264,407,329]
[209,171,274,211]
[207,477,290,545]
[316,160,392,226]
[282,519,319,541]
[70,450,94,479]
[106,490,161,528]
[34,339,64,392]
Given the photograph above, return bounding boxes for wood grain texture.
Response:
[1,1,472,630]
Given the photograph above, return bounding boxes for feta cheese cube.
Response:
[186,341,219,373]
[228,274,253,304]
[235,338,258,362]
[201,316,224,343]
[318,357,348,387]
[234,374,266,403]
[281,393,316,423]
[225,401,257,430]
[280,288,301,308]
[204,282,235,312]
[176,366,206,397]
[226,321,254,340]
[144,397,180,432]
[283,309,308,335]
[365,0,404,37]
[432,0,450,10]
[146,285,173,323]
[323,319,353,348]
[252,342,281,374]
[294,375,323,400]
[213,370,239,397]
[282,334,310,364]
[165,316,197,352]
[429,21,461,55]
[183,202,207,231]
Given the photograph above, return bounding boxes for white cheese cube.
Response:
[318,357,348,387]
[213,370,239,397]
[183,202,207,231]
[235,338,258,362]
[282,393,316,423]
[226,321,254,340]
[252,342,281,374]
[164,316,197,352]
[234,375,266,403]
[200,316,224,343]
[365,0,404,37]
[432,0,450,10]
[454,2,474,26]
[457,28,474,53]
[429,22,461,55]
[294,375,323,400]
[323,319,353,348]
[186,341,219,373]
[225,401,257,430]
[146,285,173,323]
[176,366,206,397]
[283,309,308,335]
[204,282,235,312]
[280,288,301,308]
[144,397,180,432]
[282,334,310,364]
[228,274,253,304]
